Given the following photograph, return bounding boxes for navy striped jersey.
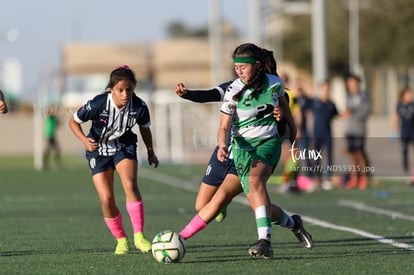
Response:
[73,93,150,156]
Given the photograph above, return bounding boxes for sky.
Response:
[0,0,248,99]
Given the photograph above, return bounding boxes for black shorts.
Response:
[202,146,238,187]
[346,135,365,152]
[86,146,137,176]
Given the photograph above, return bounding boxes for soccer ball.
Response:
[151,230,185,263]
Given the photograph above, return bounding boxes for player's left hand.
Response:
[273,105,281,121]
[148,154,159,168]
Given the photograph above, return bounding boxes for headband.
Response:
[114,65,130,70]
[232,57,257,64]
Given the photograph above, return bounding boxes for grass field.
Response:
[1,155,413,274]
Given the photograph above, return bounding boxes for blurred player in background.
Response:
[392,86,414,184]
[270,73,304,194]
[69,65,159,255]
[311,79,339,190]
[0,89,8,114]
[341,73,371,189]
[43,104,62,169]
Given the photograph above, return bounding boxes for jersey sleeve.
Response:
[136,98,151,128]
[266,74,285,99]
[73,94,105,124]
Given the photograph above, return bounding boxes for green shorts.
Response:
[232,137,282,194]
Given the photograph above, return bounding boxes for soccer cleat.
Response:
[358,177,368,190]
[134,232,152,253]
[248,239,273,259]
[115,237,130,255]
[215,205,228,223]
[291,215,313,249]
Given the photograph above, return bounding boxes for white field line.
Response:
[139,168,414,251]
[338,199,414,222]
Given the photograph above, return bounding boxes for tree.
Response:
[280,0,414,75]
[166,21,208,38]
[360,0,414,67]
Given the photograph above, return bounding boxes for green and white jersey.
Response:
[220,74,285,144]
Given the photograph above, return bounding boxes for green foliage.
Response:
[360,0,414,66]
[282,0,414,74]
[166,21,208,38]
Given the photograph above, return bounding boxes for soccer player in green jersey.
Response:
[179,43,313,259]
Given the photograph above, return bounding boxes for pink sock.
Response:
[104,212,126,239]
[126,200,144,233]
[179,215,207,240]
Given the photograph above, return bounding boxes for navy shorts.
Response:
[86,146,137,176]
[202,146,238,187]
[346,135,365,152]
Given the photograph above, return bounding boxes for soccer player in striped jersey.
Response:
[175,80,236,223]
[69,66,159,255]
[178,44,313,259]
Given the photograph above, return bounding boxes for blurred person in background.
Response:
[392,86,414,185]
[43,104,62,169]
[0,89,8,114]
[311,79,339,190]
[271,73,304,194]
[341,73,371,189]
[294,79,313,165]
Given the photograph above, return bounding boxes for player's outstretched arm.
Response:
[174,81,232,103]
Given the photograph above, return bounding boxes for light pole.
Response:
[208,0,222,86]
[349,0,360,75]
[311,0,328,93]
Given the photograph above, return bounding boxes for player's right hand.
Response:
[84,137,98,152]
[0,101,8,114]
[217,146,228,162]
[175,83,187,97]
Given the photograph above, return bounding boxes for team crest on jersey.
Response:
[271,83,281,101]
[227,103,236,111]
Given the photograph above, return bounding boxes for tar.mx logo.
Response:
[289,140,322,163]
